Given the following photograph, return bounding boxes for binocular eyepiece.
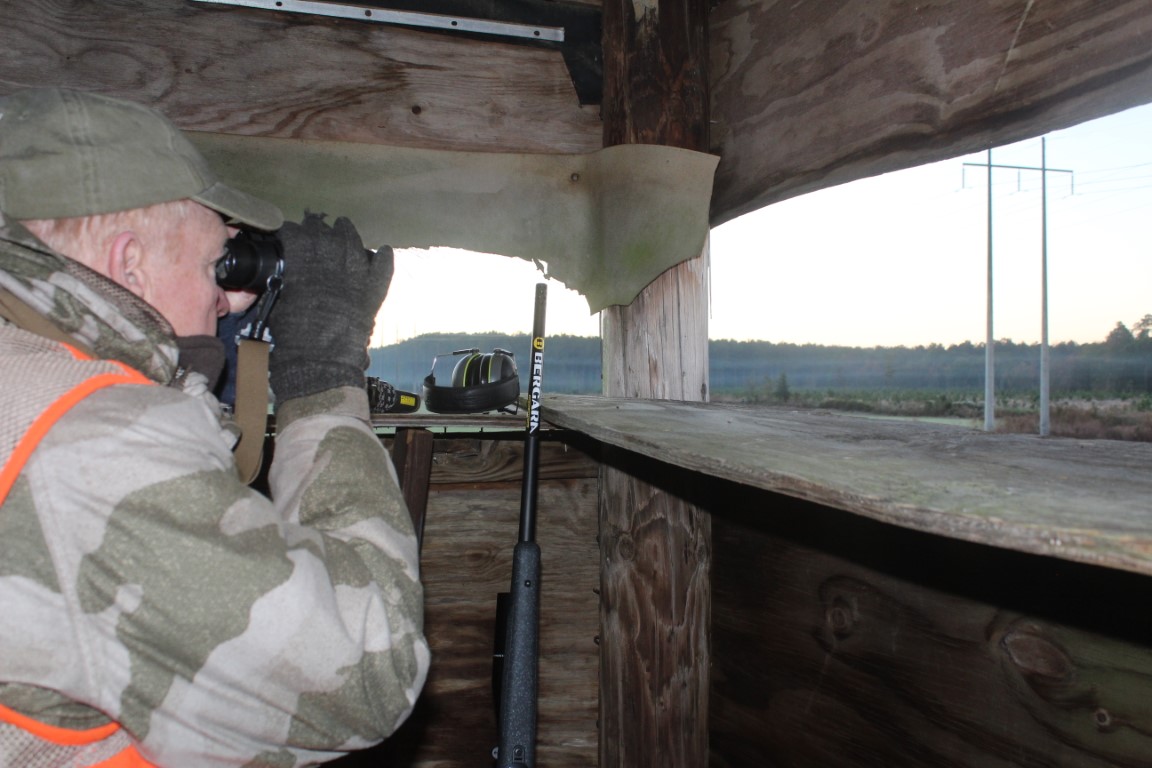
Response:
[216,230,284,292]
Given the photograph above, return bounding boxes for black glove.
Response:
[267,213,394,403]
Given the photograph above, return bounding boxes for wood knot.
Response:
[825,595,858,638]
[1001,625,1072,681]
[616,533,637,561]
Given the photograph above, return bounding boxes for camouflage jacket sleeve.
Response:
[8,381,429,767]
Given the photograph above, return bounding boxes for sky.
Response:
[371,102,1152,349]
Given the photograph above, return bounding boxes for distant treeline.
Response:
[368,322,1152,399]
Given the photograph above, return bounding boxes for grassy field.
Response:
[714,388,1152,442]
[994,400,1152,441]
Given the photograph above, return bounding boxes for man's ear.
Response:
[106,231,148,299]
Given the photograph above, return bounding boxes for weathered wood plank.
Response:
[0,0,602,154]
[418,435,600,485]
[709,0,1152,224]
[710,494,1152,767]
[542,395,1152,577]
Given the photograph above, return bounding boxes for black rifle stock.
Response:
[494,283,547,766]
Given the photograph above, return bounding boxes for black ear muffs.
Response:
[423,348,520,414]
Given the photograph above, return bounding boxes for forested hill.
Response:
[368,330,1152,398]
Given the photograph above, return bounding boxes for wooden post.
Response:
[390,427,435,553]
[599,0,711,765]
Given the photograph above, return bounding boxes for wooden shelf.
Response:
[369,410,527,431]
[541,394,1152,577]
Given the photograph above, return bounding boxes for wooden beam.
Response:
[599,0,712,764]
[0,0,601,154]
[709,0,1152,225]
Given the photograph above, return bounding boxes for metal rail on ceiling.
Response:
[190,0,565,42]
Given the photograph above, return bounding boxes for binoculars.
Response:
[216,230,284,292]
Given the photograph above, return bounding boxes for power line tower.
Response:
[964,139,1074,435]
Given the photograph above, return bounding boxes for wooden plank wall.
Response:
[706,477,1152,767]
[0,0,602,154]
[10,1,1152,226]
[332,431,601,767]
[708,0,1152,224]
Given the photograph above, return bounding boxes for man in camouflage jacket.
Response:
[0,88,428,766]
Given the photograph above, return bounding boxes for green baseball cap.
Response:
[0,88,283,231]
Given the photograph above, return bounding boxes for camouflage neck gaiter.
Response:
[0,213,180,384]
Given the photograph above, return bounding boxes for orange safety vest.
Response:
[0,703,153,767]
[0,341,153,504]
[0,340,157,767]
